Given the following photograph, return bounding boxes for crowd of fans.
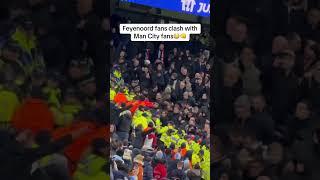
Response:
[5,0,320,179]
[0,0,108,179]
[109,15,211,180]
[213,0,320,180]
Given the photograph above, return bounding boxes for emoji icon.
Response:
[180,33,186,39]
[174,33,179,39]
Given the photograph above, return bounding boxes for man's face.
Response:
[231,23,247,43]
[189,118,195,125]
[223,66,240,87]
[133,59,139,67]
[110,124,115,133]
[185,76,190,83]
[173,48,178,53]
[206,64,211,71]
[308,9,320,26]
[281,55,295,70]
[202,93,207,100]
[240,47,255,66]
[183,92,189,100]
[171,73,177,80]
[173,105,180,113]
[272,36,289,54]
[157,64,163,71]
[179,82,186,89]
[186,83,192,92]
[159,44,164,50]
[304,46,316,61]
[120,51,126,57]
[192,107,199,114]
[131,80,139,87]
[252,96,266,112]
[118,57,125,64]
[156,93,162,101]
[234,105,249,119]
[111,27,116,33]
[134,86,141,93]
[243,135,257,149]
[195,76,203,85]
[295,102,310,120]
[195,73,201,80]
[181,67,188,76]
[161,111,167,117]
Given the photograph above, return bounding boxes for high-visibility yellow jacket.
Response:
[0,89,20,124]
[11,28,45,75]
[43,87,61,108]
[110,89,116,101]
[12,28,36,55]
[51,103,83,126]
[74,154,108,180]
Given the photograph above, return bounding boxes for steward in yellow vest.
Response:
[11,17,45,75]
[74,138,109,180]
[51,88,83,127]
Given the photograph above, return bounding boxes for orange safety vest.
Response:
[11,98,54,134]
[52,121,108,174]
[113,92,128,104]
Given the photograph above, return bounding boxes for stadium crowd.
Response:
[0,0,108,180]
[109,15,211,180]
[213,0,320,180]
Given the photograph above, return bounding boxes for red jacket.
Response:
[153,163,167,179]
